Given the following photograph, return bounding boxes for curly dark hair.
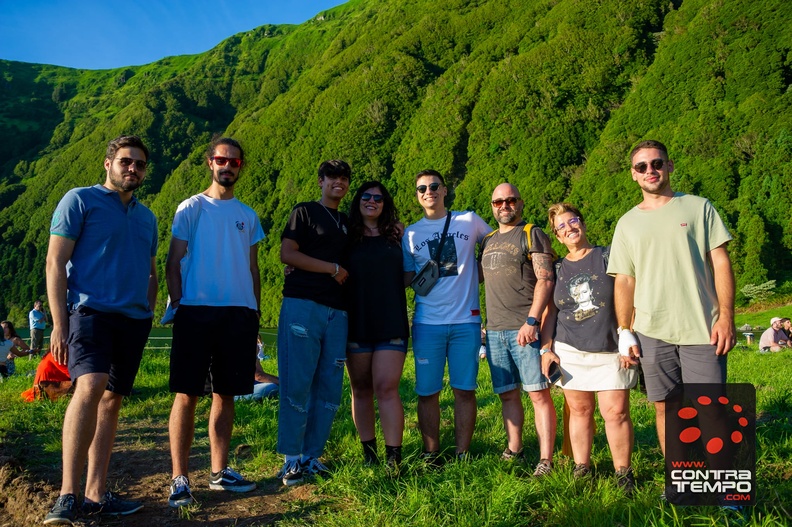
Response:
[348,181,401,244]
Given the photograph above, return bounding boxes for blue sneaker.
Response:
[82,491,143,516]
[43,494,77,525]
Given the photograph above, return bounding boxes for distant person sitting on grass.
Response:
[235,360,279,401]
[759,317,789,353]
[781,318,792,341]
[2,320,33,376]
[1,324,28,378]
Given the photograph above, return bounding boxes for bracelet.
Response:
[540,348,552,356]
[331,263,340,278]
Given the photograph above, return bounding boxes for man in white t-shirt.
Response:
[402,170,492,463]
[165,137,264,507]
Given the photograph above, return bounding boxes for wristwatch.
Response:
[617,326,630,334]
[525,317,539,327]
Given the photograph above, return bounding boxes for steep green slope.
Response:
[0,0,790,325]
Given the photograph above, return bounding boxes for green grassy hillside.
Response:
[1,0,791,324]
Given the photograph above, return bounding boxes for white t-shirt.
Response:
[402,211,492,325]
[173,194,265,310]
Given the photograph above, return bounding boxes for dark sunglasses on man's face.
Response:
[632,158,666,174]
[361,192,384,203]
[116,157,147,170]
[491,197,519,208]
[211,156,243,168]
[416,182,441,194]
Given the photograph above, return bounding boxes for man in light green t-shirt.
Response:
[606,139,736,463]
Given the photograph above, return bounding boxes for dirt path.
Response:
[0,419,321,526]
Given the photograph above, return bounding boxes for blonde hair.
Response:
[547,202,584,232]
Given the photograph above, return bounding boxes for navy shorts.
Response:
[67,305,152,396]
[170,305,259,396]
[347,338,408,354]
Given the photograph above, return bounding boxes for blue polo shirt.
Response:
[50,184,158,319]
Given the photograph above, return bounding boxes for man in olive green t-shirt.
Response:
[606,139,736,461]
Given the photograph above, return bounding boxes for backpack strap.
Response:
[521,223,534,261]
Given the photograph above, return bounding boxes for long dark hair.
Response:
[348,181,400,244]
[0,320,17,343]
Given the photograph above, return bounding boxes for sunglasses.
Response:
[361,192,384,203]
[554,216,582,233]
[210,156,243,168]
[632,158,666,173]
[491,197,520,208]
[116,157,147,170]
[416,182,441,193]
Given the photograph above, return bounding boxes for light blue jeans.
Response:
[277,298,348,458]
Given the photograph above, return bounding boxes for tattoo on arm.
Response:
[532,253,555,282]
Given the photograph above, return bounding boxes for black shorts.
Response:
[67,306,153,396]
[169,305,258,396]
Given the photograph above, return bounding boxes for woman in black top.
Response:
[345,181,409,470]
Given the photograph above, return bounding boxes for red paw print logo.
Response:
[677,396,749,454]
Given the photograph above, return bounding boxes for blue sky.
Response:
[0,0,346,70]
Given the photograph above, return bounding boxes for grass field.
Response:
[0,327,790,526]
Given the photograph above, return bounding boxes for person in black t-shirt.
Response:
[344,181,409,471]
[276,159,351,487]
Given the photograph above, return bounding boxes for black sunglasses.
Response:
[491,197,520,207]
[361,192,383,203]
[116,157,147,170]
[632,158,666,174]
[416,182,441,193]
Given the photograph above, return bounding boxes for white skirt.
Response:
[554,340,638,391]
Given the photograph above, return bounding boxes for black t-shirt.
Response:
[553,246,618,352]
[345,235,409,343]
[281,201,348,310]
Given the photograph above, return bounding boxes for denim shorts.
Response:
[67,305,152,396]
[347,338,408,354]
[486,329,547,393]
[636,332,726,402]
[412,323,479,395]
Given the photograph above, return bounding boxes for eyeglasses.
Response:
[554,216,582,233]
[361,192,383,203]
[210,156,243,168]
[416,182,441,193]
[491,197,520,208]
[632,158,666,173]
[116,157,147,170]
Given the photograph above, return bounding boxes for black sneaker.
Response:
[168,475,195,508]
[301,457,331,479]
[209,466,256,492]
[615,466,635,496]
[43,494,77,525]
[82,491,143,516]
[277,459,303,487]
[420,451,444,469]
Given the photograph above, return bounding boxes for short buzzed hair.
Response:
[106,135,149,161]
[629,140,668,162]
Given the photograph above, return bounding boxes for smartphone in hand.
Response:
[546,361,562,384]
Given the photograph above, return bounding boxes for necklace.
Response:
[317,201,344,232]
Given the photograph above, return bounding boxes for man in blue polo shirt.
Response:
[29,300,48,356]
[44,135,158,525]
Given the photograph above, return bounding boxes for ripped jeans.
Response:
[277,297,348,458]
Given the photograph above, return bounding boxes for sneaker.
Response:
[209,466,256,492]
[455,451,471,462]
[420,451,444,469]
[573,463,591,479]
[168,475,195,508]
[615,466,635,496]
[301,457,331,479]
[43,494,77,525]
[533,458,553,477]
[277,459,303,487]
[385,446,402,476]
[501,448,523,461]
[83,491,143,516]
